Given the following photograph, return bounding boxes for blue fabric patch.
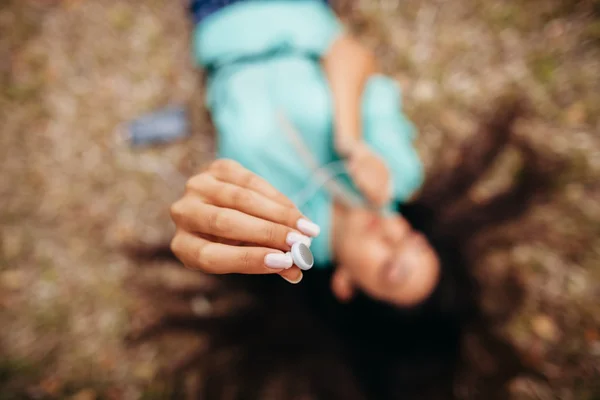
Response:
[190,0,328,24]
[190,0,242,24]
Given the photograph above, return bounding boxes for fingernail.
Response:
[281,272,303,284]
[286,232,311,247]
[265,253,293,269]
[297,218,320,237]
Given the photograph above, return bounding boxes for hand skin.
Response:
[169,159,321,284]
[322,34,392,207]
[322,32,439,305]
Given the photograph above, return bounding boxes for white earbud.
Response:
[286,242,314,271]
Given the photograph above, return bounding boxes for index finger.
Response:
[185,175,318,236]
[208,159,296,208]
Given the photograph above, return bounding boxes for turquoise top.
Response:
[193,0,423,266]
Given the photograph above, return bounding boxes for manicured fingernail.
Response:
[297,218,320,237]
[286,232,311,247]
[281,272,303,284]
[265,252,293,269]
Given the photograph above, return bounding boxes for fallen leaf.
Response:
[584,328,598,343]
[531,315,559,342]
[134,362,157,381]
[564,102,586,126]
[39,376,63,396]
[1,270,27,290]
[70,388,97,400]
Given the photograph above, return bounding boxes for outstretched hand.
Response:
[170,159,320,284]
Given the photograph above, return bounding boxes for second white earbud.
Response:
[286,242,314,271]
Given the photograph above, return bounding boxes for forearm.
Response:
[322,34,377,157]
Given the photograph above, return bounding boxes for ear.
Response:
[331,266,356,303]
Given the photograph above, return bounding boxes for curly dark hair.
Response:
[124,98,560,400]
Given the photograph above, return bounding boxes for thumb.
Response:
[331,267,355,303]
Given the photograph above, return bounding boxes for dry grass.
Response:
[0,0,598,398]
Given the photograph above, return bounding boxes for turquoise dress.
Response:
[193,0,423,266]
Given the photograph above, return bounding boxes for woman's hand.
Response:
[169,159,320,284]
[321,35,392,206]
[346,142,392,207]
[322,35,376,154]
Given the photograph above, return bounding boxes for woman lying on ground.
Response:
[128,97,560,399]
[125,1,562,398]
[181,0,435,306]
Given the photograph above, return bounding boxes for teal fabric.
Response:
[193,0,345,66]
[193,0,424,266]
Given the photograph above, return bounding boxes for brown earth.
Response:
[1,0,599,398]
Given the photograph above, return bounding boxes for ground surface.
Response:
[0,0,599,399]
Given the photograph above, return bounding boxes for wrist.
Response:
[336,138,360,159]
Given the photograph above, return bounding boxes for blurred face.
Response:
[334,207,440,307]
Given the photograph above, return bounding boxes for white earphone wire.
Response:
[276,112,366,208]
